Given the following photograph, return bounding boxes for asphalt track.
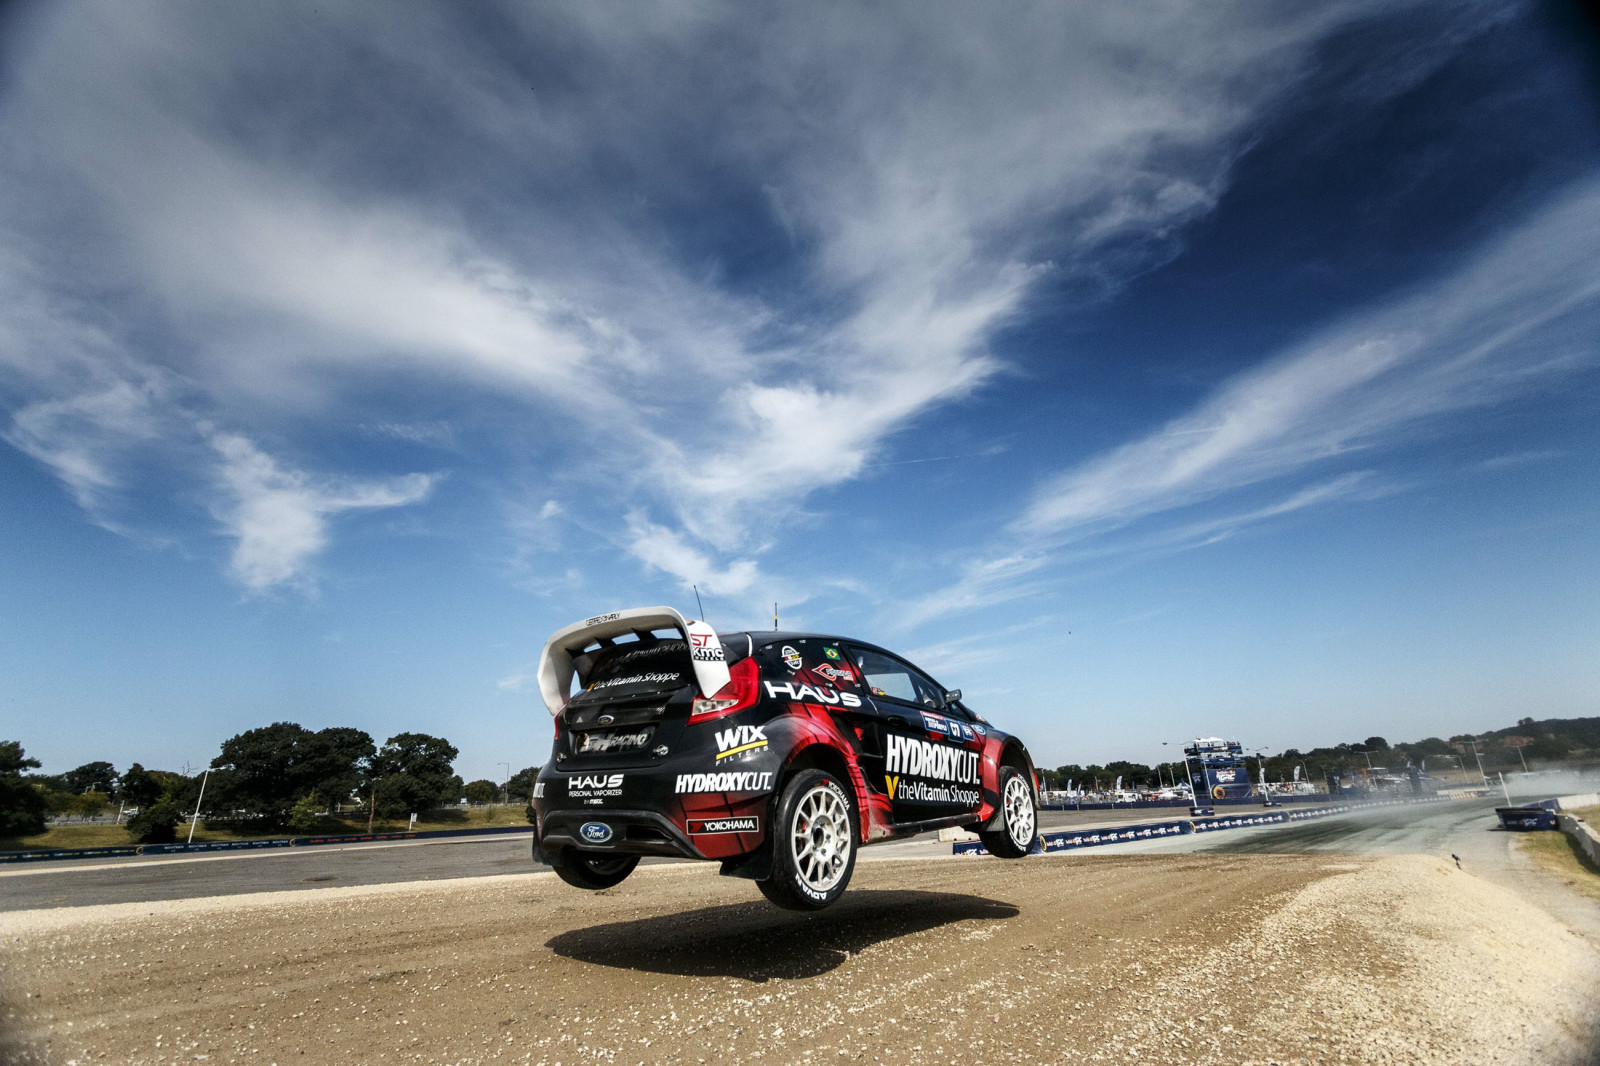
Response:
[0,798,1534,915]
[0,806,1177,911]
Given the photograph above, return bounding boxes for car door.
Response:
[847,645,982,824]
[757,636,883,782]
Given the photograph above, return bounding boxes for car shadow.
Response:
[545,889,1018,981]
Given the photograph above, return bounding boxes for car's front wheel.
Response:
[757,769,858,910]
[548,848,640,890]
[979,765,1038,858]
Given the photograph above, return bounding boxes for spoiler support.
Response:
[536,606,731,715]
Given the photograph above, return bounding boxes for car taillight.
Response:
[689,656,759,724]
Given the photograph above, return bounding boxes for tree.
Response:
[38,785,77,819]
[63,761,118,796]
[210,722,312,819]
[365,733,459,818]
[126,799,181,844]
[1363,736,1390,752]
[73,791,111,820]
[209,723,375,822]
[505,765,541,804]
[0,741,48,838]
[120,764,164,809]
[298,727,375,807]
[288,795,323,833]
[463,779,498,806]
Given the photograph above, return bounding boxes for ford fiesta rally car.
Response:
[531,607,1040,910]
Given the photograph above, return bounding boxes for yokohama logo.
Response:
[675,771,775,794]
[885,734,980,784]
[688,816,759,834]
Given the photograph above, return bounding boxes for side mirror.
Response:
[943,689,962,705]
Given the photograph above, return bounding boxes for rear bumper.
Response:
[533,754,777,863]
[538,807,701,859]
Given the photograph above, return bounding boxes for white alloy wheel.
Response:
[1003,771,1036,851]
[791,782,852,894]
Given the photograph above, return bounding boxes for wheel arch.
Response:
[783,741,870,840]
[984,739,1040,831]
[999,739,1039,794]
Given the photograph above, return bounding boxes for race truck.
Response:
[530,607,1040,910]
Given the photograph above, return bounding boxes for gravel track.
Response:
[3,849,1597,1066]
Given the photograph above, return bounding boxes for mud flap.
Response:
[718,843,773,881]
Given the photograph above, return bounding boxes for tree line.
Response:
[1,725,541,845]
[1041,716,1600,791]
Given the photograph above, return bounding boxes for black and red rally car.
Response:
[531,607,1040,909]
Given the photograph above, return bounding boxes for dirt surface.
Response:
[3,851,1597,1066]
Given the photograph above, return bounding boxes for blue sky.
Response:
[2,1,1597,783]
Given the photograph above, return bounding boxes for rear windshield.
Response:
[577,638,694,700]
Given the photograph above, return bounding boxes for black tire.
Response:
[757,769,858,911]
[548,848,640,890]
[979,765,1038,858]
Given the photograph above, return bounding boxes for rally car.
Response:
[530,607,1039,910]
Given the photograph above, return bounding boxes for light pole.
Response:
[1253,749,1274,807]
[1466,739,1489,787]
[186,768,212,845]
[1166,740,1203,814]
[498,762,511,807]
[1435,754,1462,784]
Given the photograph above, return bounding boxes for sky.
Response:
[2,1,1598,784]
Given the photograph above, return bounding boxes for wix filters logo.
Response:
[714,724,768,761]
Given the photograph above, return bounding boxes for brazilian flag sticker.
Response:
[824,646,841,659]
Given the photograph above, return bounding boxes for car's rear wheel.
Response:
[757,769,857,910]
[979,765,1038,858]
[548,848,640,890]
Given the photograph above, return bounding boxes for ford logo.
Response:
[579,822,613,844]
[598,714,615,725]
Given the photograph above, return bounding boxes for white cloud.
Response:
[5,378,167,514]
[905,179,1600,625]
[497,671,533,693]
[207,431,435,591]
[0,1,1518,592]
[625,517,761,598]
[1021,179,1600,537]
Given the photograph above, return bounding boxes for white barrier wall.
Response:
[1555,792,1600,810]
[1556,812,1600,867]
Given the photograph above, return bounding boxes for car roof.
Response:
[721,630,886,651]
[720,631,924,669]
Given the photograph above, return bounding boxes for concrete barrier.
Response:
[953,795,1448,857]
[1555,792,1600,811]
[1556,812,1600,868]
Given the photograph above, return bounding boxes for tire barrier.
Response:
[954,794,1451,856]
[0,823,533,865]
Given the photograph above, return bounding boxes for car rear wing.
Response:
[536,606,731,715]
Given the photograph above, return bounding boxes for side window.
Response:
[811,642,864,692]
[849,647,927,705]
[908,671,947,710]
[759,639,863,692]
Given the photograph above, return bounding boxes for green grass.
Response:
[1517,806,1600,902]
[0,805,532,852]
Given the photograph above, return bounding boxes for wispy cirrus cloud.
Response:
[0,1,1515,600]
[1020,179,1600,538]
[904,178,1600,625]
